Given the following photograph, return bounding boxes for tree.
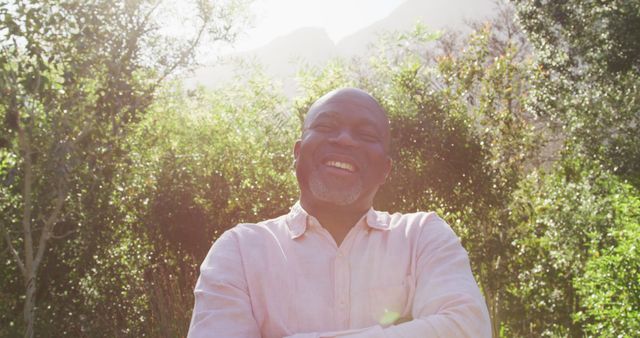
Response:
[116,72,297,336]
[510,0,640,182]
[574,184,640,336]
[504,1,640,335]
[0,0,247,336]
[507,158,617,336]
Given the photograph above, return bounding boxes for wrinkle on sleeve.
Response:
[188,229,261,338]
[386,214,492,337]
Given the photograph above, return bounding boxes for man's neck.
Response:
[300,198,370,246]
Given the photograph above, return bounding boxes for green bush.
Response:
[574,184,640,336]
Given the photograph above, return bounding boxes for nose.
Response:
[329,128,357,147]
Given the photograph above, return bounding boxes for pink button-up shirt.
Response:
[189,203,491,338]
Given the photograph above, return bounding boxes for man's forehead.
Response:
[306,109,384,128]
[304,88,389,126]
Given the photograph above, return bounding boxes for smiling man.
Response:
[188,88,491,338]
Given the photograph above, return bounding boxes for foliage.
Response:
[505,157,628,336]
[511,0,640,182]
[122,74,297,336]
[0,0,248,336]
[574,183,640,337]
[502,1,640,334]
[134,75,298,257]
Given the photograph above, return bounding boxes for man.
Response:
[188,88,491,337]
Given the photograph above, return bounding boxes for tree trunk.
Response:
[19,116,36,338]
[24,273,36,338]
[485,287,500,337]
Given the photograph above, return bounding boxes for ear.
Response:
[383,156,393,181]
[293,140,301,161]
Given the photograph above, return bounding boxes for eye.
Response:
[357,129,380,142]
[312,123,334,132]
[360,134,379,142]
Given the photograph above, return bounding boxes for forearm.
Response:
[285,306,491,338]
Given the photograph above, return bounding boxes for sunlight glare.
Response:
[235,0,405,50]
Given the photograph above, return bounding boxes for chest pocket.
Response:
[368,274,415,326]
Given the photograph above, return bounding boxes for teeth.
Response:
[326,161,355,172]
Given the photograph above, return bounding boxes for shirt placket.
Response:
[307,214,364,330]
[334,223,366,329]
[334,245,350,329]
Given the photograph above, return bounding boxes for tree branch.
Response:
[152,5,210,89]
[71,119,95,148]
[139,0,163,30]
[33,187,65,272]
[1,225,26,277]
[16,105,35,277]
[50,229,76,240]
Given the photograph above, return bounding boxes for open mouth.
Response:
[324,160,357,173]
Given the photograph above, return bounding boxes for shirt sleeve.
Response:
[187,229,261,338]
[381,214,492,337]
[286,214,492,338]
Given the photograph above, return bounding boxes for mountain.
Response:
[185,0,495,93]
[336,0,495,56]
[186,27,336,90]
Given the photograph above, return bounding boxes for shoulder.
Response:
[376,209,447,230]
[217,213,290,245]
[377,210,460,243]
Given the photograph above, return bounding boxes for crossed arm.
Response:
[188,222,491,338]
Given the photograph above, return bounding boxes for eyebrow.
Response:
[311,111,338,121]
[304,111,334,129]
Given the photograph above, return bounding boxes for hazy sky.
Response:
[232,0,406,51]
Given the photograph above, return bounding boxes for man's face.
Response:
[294,89,392,209]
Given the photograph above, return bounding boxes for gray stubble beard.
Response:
[308,170,363,206]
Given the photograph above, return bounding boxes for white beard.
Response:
[308,170,363,206]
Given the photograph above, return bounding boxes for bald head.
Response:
[305,88,388,126]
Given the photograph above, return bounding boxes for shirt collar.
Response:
[285,201,389,239]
